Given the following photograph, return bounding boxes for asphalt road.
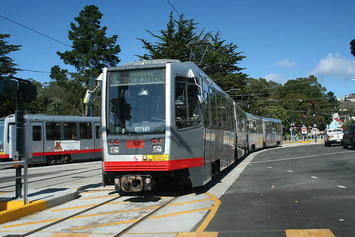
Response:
[206,144,355,237]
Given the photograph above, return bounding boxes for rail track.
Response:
[3,192,179,237]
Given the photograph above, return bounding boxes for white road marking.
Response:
[250,150,355,164]
[337,185,347,189]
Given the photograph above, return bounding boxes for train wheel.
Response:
[211,160,220,178]
[46,157,56,165]
[63,155,71,164]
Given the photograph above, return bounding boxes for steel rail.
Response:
[114,196,178,237]
[5,195,121,237]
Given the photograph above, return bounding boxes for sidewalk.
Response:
[0,188,78,224]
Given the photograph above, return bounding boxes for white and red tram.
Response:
[100,59,282,192]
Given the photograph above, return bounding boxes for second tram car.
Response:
[263,117,283,147]
[246,113,264,151]
[100,59,283,193]
[0,114,102,164]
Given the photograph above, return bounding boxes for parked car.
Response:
[324,128,343,146]
[343,124,355,149]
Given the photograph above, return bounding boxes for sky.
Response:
[1,0,354,98]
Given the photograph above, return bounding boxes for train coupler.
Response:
[115,175,154,192]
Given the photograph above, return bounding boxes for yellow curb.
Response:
[196,193,221,232]
[283,141,320,144]
[0,200,47,224]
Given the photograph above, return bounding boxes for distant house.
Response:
[339,100,355,112]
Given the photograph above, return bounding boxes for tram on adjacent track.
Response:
[0,114,102,165]
[100,59,282,193]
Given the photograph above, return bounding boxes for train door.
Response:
[173,72,205,187]
[30,122,45,164]
[94,122,102,160]
[202,83,212,182]
[79,122,94,161]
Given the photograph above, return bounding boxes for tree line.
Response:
[0,5,339,132]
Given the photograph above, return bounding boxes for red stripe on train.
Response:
[103,157,203,172]
[33,148,103,157]
[0,154,10,159]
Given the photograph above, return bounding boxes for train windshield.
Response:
[107,68,165,135]
[0,120,4,150]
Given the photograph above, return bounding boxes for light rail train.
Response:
[0,114,102,164]
[99,59,283,193]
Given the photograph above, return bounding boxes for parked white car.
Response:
[324,128,343,146]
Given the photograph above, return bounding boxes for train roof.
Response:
[3,114,100,122]
[107,59,181,71]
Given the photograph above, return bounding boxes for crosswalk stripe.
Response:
[176,232,218,237]
[50,233,91,237]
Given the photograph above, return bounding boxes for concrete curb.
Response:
[46,189,79,208]
[0,189,79,225]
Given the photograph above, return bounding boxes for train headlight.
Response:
[152,145,162,153]
[110,146,119,154]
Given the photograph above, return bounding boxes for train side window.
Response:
[95,126,100,139]
[63,122,77,140]
[46,122,61,140]
[211,90,218,127]
[80,122,92,139]
[187,84,200,123]
[32,126,42,141]
[203,91,211,128]
[175,82,188,127]
[175,77,201,129]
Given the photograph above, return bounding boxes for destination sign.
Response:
[109,69,165,85]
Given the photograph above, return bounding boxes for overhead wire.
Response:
[0,14,70,75]
[0,13,71,48]
[19,69,50,74]
[164,0,181,15]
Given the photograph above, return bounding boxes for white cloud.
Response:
[264,73,284,82]
[277,59,296,68]
[311,53,355,78]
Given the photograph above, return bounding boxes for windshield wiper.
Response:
[121,128,133,136]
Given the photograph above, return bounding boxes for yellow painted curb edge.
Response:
[196,192,221,232]
[0,200,47,224]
